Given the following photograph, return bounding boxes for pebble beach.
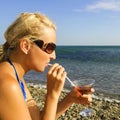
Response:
[27,83,120,120]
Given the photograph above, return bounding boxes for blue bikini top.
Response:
[8,59,27,101]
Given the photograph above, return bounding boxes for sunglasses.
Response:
[33,40,56,54]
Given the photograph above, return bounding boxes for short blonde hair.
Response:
[0,12,56,62]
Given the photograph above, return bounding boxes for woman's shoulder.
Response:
[0,71,19,92]
[0,61,19,91]
[0,61,15,78]
[0,61,10,72]
[0,71,24,105]
[0,68,31,120]
[0,61,10,68]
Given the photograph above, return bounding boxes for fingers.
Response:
[48,63,60,75]
[91,88,95,93]
[48,63,67,79]
[47,63,67,94]
[70,88,94,105]
[82,94,92,104]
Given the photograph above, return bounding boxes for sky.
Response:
[1,0,120,45]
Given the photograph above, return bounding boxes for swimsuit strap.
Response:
[7,59,27,101]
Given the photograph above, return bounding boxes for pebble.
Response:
[27,84,120,120]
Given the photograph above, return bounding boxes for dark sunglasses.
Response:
[33,40,56,54]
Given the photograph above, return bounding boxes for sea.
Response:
[24,46,120,101]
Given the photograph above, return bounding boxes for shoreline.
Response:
[26,81,120,102]
[27,82,120,120]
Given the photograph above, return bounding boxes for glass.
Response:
[30,38,56,54]
[73,79,95,117]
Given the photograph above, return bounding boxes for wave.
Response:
[56,46,120,63]
[27,82,120,103]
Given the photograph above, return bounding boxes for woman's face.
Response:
[28,27,56,72]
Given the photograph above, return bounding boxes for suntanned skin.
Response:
[0,24,94,120]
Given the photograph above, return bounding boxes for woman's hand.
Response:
[68,87,95,105]
[46,63,67,98]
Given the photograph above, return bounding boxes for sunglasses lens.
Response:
[45,43,56,54]
[34,40,44,48]
[34,40,56,54]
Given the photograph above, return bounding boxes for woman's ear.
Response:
[19,39,31,54]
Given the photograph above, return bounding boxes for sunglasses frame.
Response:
[33,39,56,54]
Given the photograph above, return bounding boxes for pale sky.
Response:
[1,0,120,45]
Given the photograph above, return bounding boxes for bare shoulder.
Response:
[0,65,31,120]
[0,75,20,94]
[0,62,14,82]
[0,64,23,102]
[0,62,16,89]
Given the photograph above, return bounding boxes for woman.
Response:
[0,12,94,120]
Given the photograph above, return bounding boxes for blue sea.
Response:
[25,46,120,100]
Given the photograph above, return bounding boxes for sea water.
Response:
[24,46,120,101]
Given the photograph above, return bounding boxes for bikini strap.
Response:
[7,59,20,82]
[7,59,27,101]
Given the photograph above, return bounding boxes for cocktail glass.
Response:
[73,79,95,117]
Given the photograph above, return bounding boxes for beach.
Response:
[24,46,120,120]
[27,83,120,120]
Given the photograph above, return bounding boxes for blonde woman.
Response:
[0,12,94,120]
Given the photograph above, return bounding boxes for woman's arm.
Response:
[25,63,67,120]
[40,63,66,120]
[56,88,94,119]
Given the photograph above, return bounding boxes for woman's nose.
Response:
[50,51,56,60]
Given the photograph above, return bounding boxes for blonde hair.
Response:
[0,12,56,62]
